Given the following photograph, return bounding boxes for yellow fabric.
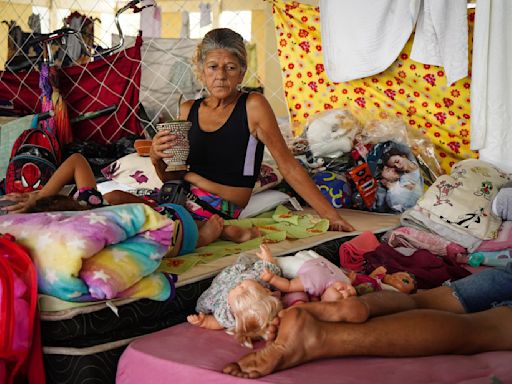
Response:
[272,1,477,173]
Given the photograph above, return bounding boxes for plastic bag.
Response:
[304,109,361,159]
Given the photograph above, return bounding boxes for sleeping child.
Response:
[187,244,282,347]
[0,153,259,254]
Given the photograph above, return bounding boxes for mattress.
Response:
[117,322,512,384]
[40,209,401,384]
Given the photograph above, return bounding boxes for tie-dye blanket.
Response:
[0,204,175,302]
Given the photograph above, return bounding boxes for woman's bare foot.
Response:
[196,215,224,248]
[221,225,261,243]
[223,307,326,378]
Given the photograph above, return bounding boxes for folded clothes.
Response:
[339,231,380,272]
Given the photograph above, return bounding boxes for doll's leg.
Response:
[223,305,512,379]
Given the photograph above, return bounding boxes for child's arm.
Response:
[187,312,224,330]
[261,269,305,293]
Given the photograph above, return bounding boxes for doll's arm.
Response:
[186,313,223,330]
[261,269,304,293]
[369,266,387,279]
[256,244,276,264]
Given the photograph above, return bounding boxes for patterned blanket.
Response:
[0,203,175,302]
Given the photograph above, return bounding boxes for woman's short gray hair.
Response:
[193,28,247,77]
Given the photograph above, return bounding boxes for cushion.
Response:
[253,162,283,194]
[101,153,162,190]
[239,190,291,219]
[101,155,283,194]
[417,159,510,240]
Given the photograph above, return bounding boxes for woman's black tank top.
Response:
[186,92,265,188]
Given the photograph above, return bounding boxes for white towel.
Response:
[470,0,512,173]
[319,0,420,82]
[410,0,468,86]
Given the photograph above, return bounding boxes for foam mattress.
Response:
[117,322,512,384]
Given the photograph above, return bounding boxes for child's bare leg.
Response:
[38,153,96,199]
[196,215,224,248]
[221,225,261,243]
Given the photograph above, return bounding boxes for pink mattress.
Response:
[116,323,512,384]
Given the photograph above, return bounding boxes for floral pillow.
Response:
[101,153,163,190]
[101,155,282,193]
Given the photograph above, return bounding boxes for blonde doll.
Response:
[187,244,282,347]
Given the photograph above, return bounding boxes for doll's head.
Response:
[228,279,282,347]
[382,148,418,173]
[382,271,417,293]
[381,165,400,182]
[321,281,357,302]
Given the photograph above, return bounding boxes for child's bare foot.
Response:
[197,215,224,248]
[295,298,369,323]
[264,298,369,344]
[221,225,261,243]
[223,307,326,378]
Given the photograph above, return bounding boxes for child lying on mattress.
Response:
[0,153,260,254]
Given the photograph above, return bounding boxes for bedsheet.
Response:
[0,203,175,301]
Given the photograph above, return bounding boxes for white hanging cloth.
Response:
[319,0,420,82]
[410,0,467,86]
[470,0,512,173]
[140,5,161,38]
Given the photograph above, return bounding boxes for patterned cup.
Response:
[156,121,192,171]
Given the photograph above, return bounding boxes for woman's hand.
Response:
[149,130,180,164]
[0,191,38,214]
[327,215,356,232]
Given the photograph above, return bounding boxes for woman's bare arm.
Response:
[247,93,355,232]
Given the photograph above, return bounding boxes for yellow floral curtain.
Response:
[271,0,477,173]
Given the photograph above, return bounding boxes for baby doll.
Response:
[261,249,357,307]
[187,244,282,347]
[350,266,417,295]
[380,148,423,212]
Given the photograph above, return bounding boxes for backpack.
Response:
[5,127,61,194]
[0,234,45,384]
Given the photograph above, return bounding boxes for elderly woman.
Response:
[150,28,355,235]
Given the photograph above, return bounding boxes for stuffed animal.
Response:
[306,109,361,159]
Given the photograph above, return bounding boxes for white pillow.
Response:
[239,190,291,219]
[101,153,163,190]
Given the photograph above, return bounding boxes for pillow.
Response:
[101,155,282,193]
[417,159,510,240]
[253,162,283,194]
[101,153,162,190]
[239,190,291,219]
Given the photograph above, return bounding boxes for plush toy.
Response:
[305,109,361,159]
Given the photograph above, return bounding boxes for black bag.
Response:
[158,180,188,206]
[158,180,233,220]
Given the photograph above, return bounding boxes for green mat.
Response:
[157,205,329,275]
